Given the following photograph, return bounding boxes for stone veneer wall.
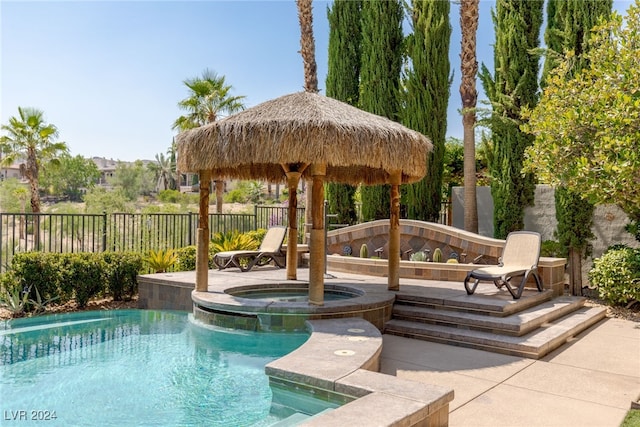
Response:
[326,220,567,296]
[138,277,193,311]
[327,220,505,264]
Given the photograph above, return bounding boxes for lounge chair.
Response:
[213,226,287,272]
[464,231,543,299]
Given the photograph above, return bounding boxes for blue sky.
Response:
[1,1,632,162]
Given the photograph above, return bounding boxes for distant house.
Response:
[91,157,118,188]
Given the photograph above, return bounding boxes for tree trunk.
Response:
[215,180,224,213]
[460,0,479,233]
[569,248,583,296]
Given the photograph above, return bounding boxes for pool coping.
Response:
[266,317,454,426]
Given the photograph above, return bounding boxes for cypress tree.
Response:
[359,0,403,221]
[479,0,543,239]
[542,0,611,295]
[402,0,451,221]
[325,0,361,226]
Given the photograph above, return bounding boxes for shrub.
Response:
[11,252,71,304]
[588,246,640,305]
[541,240,564,257]
[103,252,143,301]
[157,189,182,203]
[174,246,215,271]
[63,253,106,308]
[210,231,259,253]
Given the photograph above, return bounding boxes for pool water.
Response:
[0,310,320,426]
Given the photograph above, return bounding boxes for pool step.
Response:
[270,409,335,427]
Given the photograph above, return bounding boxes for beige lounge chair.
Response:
[464,231,543,299]
[213,226,287,272]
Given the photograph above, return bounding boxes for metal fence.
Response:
[0,202,448,273]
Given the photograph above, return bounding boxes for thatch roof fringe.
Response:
[176,92,432,185]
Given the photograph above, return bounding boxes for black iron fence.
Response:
[0,202,448,273]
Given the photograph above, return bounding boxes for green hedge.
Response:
[589,246,640,305]
[9,252,143,308]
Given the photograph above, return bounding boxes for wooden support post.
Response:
[196,170,211,292]
[388,171,402,291]
[309,163,326,306]
[285,170,302,280]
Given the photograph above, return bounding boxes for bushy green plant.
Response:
[210,231,259,253]
[432,248,443,262]
[11,252,71,303]
[174,245,216,271]
[410,251,427,262]
[157,189,182,203]
[29,286,59,314]
[103,252,143,301]
[541,240,564,257]
[63,253,106,308]
[589,246,640,305]
[145,249,178,273]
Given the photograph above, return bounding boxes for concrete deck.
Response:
[381,318,640,427]
[139,267,640,426]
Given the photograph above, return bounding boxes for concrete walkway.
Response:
[380,317,640,427]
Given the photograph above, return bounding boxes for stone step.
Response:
[384,306,607,359]
[392,296,586,336]
[394,288,554,317]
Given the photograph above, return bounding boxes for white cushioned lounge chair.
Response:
[213,226,287,272]
[464,231,544,299]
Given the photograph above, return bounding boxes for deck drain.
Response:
[334,349,356,356]
[347,328,365,333]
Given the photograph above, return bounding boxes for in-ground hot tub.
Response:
[192,282,395,332]
[226,283,363,302]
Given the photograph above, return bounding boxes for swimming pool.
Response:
[0,310,327,426]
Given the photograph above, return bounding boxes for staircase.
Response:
[384,286,607,359]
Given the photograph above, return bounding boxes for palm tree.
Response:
[459,0,479,233]
[149,152,173,192]
[297,0,319,246]
[0,107,68,213]
[167,138,180,190]
[172,69,246,212]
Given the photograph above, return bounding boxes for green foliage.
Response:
[0,178,32,213]
[620,409,640,427]
[28,285,59,314]
[402,0,451,221]
[145,249,178,273]
[40,154,100,201]
[102,252,143,301]
[83,187,131,214]
[359,0,403,221]
[0,285,30,318]
[9,252,143,308]
[325,0,361,225]
[360,243,369,259]
[108,160,155,201]
[157,189,183,203]
[554,187,594,255]
[325,183,358,226]
[210,230,259,253]
[432,248,443,262]
[172,69,246,131]
[175,246,198,271]
[223,181,263,204]
[410,251,427,262]
[480,0,543,238]
[0,107,69,213]
[540,240,564,257]
[588,246,640,305]
[626,221,640,243]
[523,2,640,222]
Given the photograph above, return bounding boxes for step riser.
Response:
[384,307,607,359]
[392,299,584,337]
[395,289,554,317]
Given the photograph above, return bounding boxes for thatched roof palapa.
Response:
[176,92,432,185]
